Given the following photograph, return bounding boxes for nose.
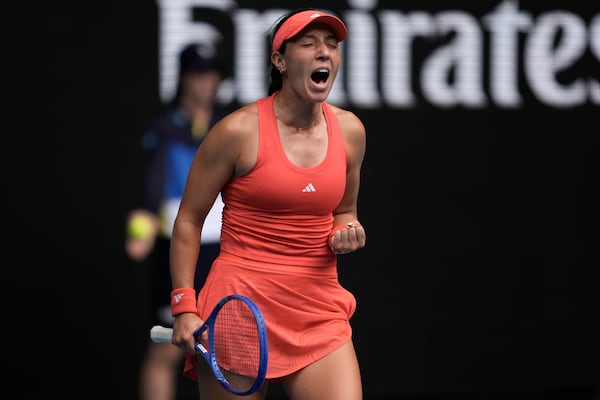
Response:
[316,41,331,59]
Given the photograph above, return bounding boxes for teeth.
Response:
[311,69,329,83]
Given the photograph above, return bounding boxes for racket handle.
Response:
[150,325,173,343]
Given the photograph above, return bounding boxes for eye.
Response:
[296,38,316,48]
[326,40,338,49]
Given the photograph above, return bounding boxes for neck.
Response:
[274,94,322,132]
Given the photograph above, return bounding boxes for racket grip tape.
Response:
[150,325,173,343]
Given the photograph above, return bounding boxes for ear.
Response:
[271,52,285,73]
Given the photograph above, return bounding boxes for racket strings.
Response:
[213,298,262,390]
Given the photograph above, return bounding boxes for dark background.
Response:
[42,1,598,399]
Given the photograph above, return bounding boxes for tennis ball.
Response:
[127,214,154,239]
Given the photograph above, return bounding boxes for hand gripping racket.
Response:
[150,294,268,395]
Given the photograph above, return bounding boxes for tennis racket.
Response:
[150,294,268,396]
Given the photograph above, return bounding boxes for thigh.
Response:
[197,357,269,400]
[146,341,184,365]
[281,340,362,400]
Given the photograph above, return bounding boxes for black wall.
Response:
[42,1,598,398]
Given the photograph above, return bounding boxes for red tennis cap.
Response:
[272,10,347,52]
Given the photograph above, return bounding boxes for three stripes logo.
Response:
[302,183,316,192]
[173,293,185,303]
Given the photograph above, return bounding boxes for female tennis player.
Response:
[169,8,367,399]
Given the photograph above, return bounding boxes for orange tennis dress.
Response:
[183,93,357,380]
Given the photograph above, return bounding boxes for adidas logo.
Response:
[302,183,316,192]
[173,293,185,303]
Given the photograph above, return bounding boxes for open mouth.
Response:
[311,68,329,83]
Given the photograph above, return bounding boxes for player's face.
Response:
[280,23,341,101]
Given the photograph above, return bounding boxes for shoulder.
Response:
[210,102,258,140]
[201,102,259,156]
[199,102,260,176]
[325,103,366,139]
[226,102,259,127]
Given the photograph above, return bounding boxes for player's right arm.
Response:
[169,103,259,351]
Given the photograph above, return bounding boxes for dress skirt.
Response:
[183,250,356,380]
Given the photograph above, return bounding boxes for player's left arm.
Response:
[330,108,367,254]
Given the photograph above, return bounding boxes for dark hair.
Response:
[267,8,319,95]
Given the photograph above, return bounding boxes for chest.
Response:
[225,127,346,214]
[277,123,328,168]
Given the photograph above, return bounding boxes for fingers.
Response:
[330,221,366,254]
[172,316,203,354]
[339,221,365,242]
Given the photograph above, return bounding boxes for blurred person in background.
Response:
[125,40,229,400]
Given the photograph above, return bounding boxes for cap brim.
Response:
[272,11,348,52]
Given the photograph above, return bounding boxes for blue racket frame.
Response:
[193,294,269,395]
